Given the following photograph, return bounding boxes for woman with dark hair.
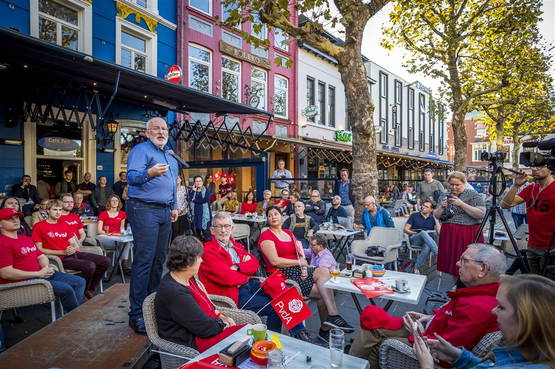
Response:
[416,274,555,368]
[1,197,32,236]
[204,174,216,203]
[155,235,242,352]
[188,176,212,241]
[240,190,257,214]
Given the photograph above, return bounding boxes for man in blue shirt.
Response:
[325,195,348,223]
[355,195,394,235]
[126,117,179,334]
[334,168,354,219]
[404,201,440,274]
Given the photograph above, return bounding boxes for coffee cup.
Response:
[395,279,409,293]
[246,323,267,342]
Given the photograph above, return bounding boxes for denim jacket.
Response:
[454,346,552,369]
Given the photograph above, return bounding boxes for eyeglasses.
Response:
[311,195,319,197]
[459,256,484,265]
[148,127,168,132]
[212,224,232,230]
[62,201,74,204]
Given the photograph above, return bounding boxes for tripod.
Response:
[473,162,529,274]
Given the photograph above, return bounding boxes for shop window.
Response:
[189,44,212,93]
[274,75,288,118]
[31,0,92,53]
[250,67,267,110]
[189,0,212,15]
[222,56,241,102]
[116,18,157,75]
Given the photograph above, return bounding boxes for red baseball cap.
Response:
[0,208,24,220]
[360,305,403,330]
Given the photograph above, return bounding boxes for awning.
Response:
[0,27,268,116]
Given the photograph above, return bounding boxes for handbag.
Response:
[365,246,385,257]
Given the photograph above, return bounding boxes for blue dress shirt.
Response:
[126,140,178,210]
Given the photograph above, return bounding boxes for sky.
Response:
[360,0,555,97]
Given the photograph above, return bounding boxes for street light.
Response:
[106,119,119,134]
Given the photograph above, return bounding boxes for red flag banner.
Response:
[179,354,237,369]
[270,287,312,330]
[260,271,287,298]
[351,278,395,299]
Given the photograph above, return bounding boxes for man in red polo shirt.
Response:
[0,208,85,311]
[33,199,110,299]
[59,193,86,243]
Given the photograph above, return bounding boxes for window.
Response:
[408,88,415,149]
[418,93,426,151]
[222,30,242,48]
[121,31,147,72]
[189,15,213,36]
[394,80,403,147]
[189,0,211,15]
[274,75,288,118]
[251,12,266,40]
[274,28,289,51]
[221,56,240,102]
[429,105,435,152]
[306,77,315,123]
[379,72,388,144]
[328,85,336,127]
[318,81,326,125]
[250,67,267,110]
[189,44,211,93]
[473,143,490,162]
[37,0,79,50]
[438,105,445,155]
[133,0,147,7]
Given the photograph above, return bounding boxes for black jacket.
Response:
[13,184,41,204]
[155,273,225,349]
[334,179,354,205]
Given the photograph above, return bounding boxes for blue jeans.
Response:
[47,271,86,312]
[410,232,438,268]
[126,199,172,320]
[238,279,304,335]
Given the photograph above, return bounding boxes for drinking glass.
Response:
[329,329,344,368]
[330,265,340,282]
[345,254,354,272]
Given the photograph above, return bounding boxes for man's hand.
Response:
[300,266,308,280]
[220,315,236,328]
[147,163,169,178]
[230,265,239,271]
[440,198,448,209]
[513,173,528,187]
[37,266,55,279]
[171,210,179,222]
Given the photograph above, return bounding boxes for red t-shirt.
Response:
[32,220,73,259]
[240,202,257,214]
[519,181,555,249]
[0,233,42,284]
[98,210,127,234]
[258,229,298,273]
[59,213,84,239]
[274,199,291,209]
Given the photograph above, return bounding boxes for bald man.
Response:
[355,195,394,235]
[126,117,179,334]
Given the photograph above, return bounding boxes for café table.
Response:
[324,269,427,313]
[81,217,98,237]
[96,234,134,283]
[316,228,364,260]
[190,324,370,369]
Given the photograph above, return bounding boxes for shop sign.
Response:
[302,105,318,118]
[219,40,271,69]
[38,137,79,152]
[335,130,352,142]
[504,136,513,145]
[165,65,183,83]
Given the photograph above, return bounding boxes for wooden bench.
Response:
[0,284,149,369]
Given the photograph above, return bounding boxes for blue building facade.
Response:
[0,0,177,193]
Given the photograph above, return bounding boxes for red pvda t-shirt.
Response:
[519,181,555,249]
[98,210,127,234]
[0,233,42,284]
[59,213,84,239]
[32,220,73,258]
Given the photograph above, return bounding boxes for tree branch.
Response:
[420,14,447,40]
[365,0,391,17]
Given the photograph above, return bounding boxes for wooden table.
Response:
[191,325,369,369]
[0,284,149,369]
[324,269,427,313]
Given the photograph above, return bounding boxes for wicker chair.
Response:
[47,245,105,293]
[0,279,57,322]
[351,227,404,270]
[143,280,262,369]
[378,331,503,369]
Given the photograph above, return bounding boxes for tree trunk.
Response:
[450,101,468,172]
[512,134,521,170]
[337,17,377,219]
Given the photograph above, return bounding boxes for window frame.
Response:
[379,71,388,144]
[407,87,415,149]
[273,28,289,52]
[418,93,426,152]
[250,66,267,111]
[188,43,212,93]
[306,76,316,123]
[189,0,212,16]
[251,12,267,40]
[438,105,445,155]
[429,103,435,153]
[115,17,157,75]
[317,81,326,125]
[273,75,289,118]
[394,79,403,147]
[221,55,241,102]
[328,85,336,128]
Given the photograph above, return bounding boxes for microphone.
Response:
[167,149,190,168]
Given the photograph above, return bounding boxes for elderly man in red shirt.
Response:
[198,212,309,338]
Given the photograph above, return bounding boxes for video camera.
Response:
[521,138,555,171]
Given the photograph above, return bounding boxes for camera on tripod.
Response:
[520,138,555,171]
[480,151,506,164]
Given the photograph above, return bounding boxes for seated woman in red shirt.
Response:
[97,194,130,272]
[240,190,258,214]
[155,235,242,352]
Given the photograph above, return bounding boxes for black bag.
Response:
[365,246,385,257]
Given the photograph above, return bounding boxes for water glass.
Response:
[329,329,344,368]
[267,350,285,369]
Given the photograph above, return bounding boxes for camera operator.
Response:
[433,171,486,278]
[502,164,555,275]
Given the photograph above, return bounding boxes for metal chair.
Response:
[233,223,251,252]
[351,227,403,270]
